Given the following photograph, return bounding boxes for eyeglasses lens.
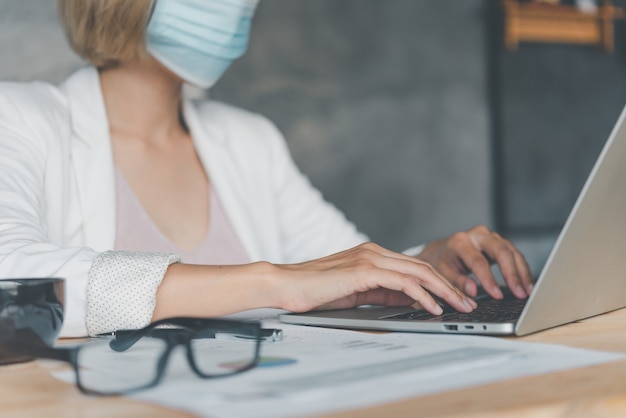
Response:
[76,338,167,394]
[190,332,259,376]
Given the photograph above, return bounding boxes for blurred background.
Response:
[1,0,625,276]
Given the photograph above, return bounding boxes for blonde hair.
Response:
[57,0,153,68]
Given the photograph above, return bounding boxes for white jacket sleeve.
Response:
[0,82,177,337]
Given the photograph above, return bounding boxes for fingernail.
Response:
[493,286,504,299]
[433,304,443,315]
[515,285,526,298]
[528,283,534,294]
[464,299,476,311]
[464,281,474,296]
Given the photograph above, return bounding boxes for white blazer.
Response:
[0,67,367,337]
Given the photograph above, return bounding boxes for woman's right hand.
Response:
[153,242,477,322]
[274,242,477,315]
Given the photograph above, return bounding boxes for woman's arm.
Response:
[0,82,104,337]
[152,242,477,322]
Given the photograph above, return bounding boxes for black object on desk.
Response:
[0,278,65,365]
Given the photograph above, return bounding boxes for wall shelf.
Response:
[504,0,625,52]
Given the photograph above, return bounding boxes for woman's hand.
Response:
[416,225,534,300]
[275,242,477,316]
[154,241,480,322]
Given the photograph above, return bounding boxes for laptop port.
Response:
[444,325,458,331]
[465,325,474,330]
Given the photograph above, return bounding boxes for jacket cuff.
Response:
[86,250,180,336]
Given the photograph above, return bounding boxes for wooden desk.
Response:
[2,308,626,418]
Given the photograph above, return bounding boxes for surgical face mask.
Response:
[146,0,259,89]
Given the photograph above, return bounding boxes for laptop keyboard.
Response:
[382,294,527,323]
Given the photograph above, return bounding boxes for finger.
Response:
[481,237,527,299]
[511,247,534,294]
[411,267,477,313]
[407,281,445,315]
[285,242,473,313]
[301,242,477,313]
[436,263,478,298]
[411,300,424,310]
[361,243,475,302]
[364,269,446,315]
[460,275,478,298]
[365,252,477,312]
[452,236,503,299]
[348,260,473,315]
[302,247,451,314]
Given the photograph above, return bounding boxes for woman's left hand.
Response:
[416,225,534,300]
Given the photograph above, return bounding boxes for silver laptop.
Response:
[280,105,626,336]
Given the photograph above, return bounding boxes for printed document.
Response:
[117,310,625,418]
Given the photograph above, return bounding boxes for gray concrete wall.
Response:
[0,0,492,254]
[215,0,492,251]
[0,1,83,82]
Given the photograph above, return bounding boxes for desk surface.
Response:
[2,308,626,418]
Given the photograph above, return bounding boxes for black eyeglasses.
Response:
[3,317,263,396]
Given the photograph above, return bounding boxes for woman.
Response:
[0,0,533,337]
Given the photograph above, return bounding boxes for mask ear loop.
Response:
[146,0,157,27]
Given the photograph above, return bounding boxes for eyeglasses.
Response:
[4,317,263,396]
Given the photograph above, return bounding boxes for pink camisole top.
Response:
[113,168,250,265]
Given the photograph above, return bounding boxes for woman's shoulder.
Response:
[0,78,68,107]
[0,78,70,126]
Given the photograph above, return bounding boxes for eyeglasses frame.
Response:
[3,316,263,396]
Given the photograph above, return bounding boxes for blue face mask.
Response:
[146,0,259,89]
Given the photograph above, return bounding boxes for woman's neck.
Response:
[99,58,186,145]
